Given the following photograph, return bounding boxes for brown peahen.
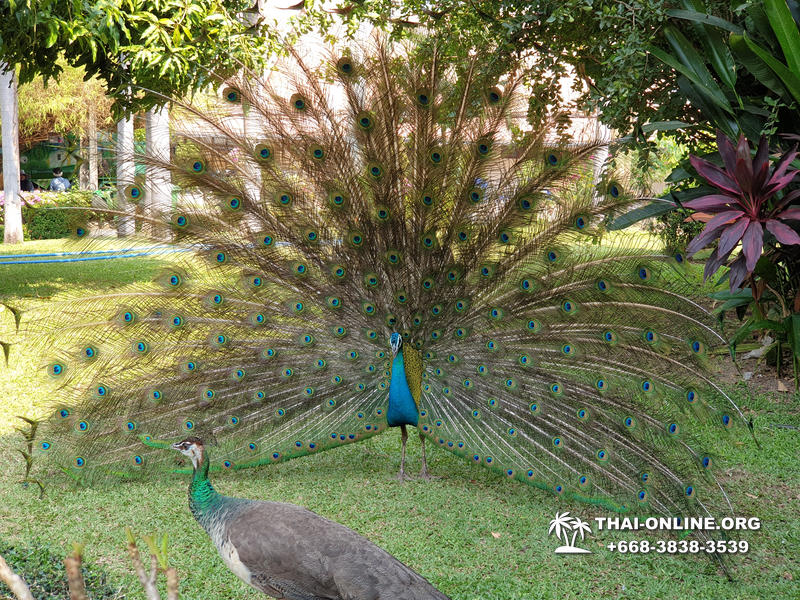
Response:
[171,436,450,599]
[18,36,748,555]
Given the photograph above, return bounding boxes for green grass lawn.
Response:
[0,239,798,600]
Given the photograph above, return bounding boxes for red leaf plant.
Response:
[685,131,800,290]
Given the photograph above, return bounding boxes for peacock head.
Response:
[389,332,402,355]
[172,437,205,470]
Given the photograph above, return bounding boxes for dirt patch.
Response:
[712,350,798,399]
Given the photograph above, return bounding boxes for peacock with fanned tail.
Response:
[18,37,750,543]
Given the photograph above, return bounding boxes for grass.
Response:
[0,238,798,600]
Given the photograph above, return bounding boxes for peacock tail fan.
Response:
[18,35,748,560]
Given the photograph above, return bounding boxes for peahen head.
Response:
[390,332,403,355]
[172,437,206,470]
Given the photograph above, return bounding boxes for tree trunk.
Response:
[78,136,89,190]
[145,105,171,239]
[116,115,135,236]
[78,103,98,191]
[1,64,23,244]
[592,116,610,205]
[88,101,98,190]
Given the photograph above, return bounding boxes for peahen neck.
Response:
[387,348,419,427]
[188,452,225,525]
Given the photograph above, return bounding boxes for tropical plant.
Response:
[682,130,800,388]
[685,131,800,290]
[612,0,800,228]
[603,0,800,387]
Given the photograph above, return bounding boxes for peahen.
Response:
[18,36,748,541]
[170,436,450,599]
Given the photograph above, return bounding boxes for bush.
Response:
[648,208,704,253]
[0,190,115,240]
[25,190,107,240]
[0,539,119,599]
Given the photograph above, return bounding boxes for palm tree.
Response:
[548,511,574,546]
[570,517,592,547]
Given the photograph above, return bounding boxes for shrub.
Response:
[0,190,115,240]
[648,209,704,253]
[26,190,103,240]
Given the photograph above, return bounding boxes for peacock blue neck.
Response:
[387,349,419,427]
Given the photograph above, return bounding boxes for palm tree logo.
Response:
[548,512,593,554]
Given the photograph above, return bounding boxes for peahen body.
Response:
[18,36,749,552]
[172,437,450,599]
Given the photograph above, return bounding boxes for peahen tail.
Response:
[18,36,748,538]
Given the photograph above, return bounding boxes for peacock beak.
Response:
[390,332,402,355]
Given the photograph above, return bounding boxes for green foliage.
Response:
[0,190,114,240]
[648,0,800,143]
[16,61,113,147]
[25,204,75,240]
[0,540,118,600]
[28,192,92,240]
[608,137,687,231]
[304,0,732,133]
[0,0,277,116]
[614,2,800,236]
[715,246,800,388]
[648,208,705,252]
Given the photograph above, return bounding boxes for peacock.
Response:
[169,436,450,599]
[17,36,749,555]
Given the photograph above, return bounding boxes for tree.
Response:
[16,63,112,151]
[0,0,273,116]
[0,0,276,242]
[14,63,113,191]
[1,66,22,244]
[304,0,736,133]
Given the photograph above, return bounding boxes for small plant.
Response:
[125,528,179,600]
[0,531,179,600]
[685,132,800,388]
[0,540,118,600]
[649,208,705,253]
[685,132,800,290]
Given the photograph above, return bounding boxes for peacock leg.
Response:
[397,424,408,482]
[418,433,431,480]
